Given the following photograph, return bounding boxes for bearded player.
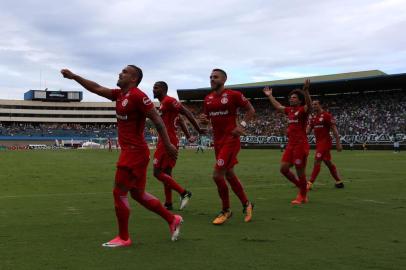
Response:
[152,81,204,210]
[263,80,312,204]
[307,100,344,189]
[61,66,183,247]
[200,69,255,225]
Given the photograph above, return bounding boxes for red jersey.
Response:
[310,111,334,147]
[157,95,181,148]
[204,89,249,145]
[112,88,154,152]
[284,106,309,145]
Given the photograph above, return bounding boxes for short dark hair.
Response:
[128,65,143,85]
[155,81,168,93]
[289,89,305,105]
[212,68,227,79]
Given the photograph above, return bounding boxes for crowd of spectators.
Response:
[184,90,406,136]
[0,90,404,138]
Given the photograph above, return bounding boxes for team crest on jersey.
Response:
[121,99,128,107]
[319,118,323,122]
[143,97,152,105]
[316,153,322,158]
[208,95,214,99]
[294,111,299,116]
[217,159,225,166]
[153,158,158,165]
[295,159,302,165]
[221,97,228,104]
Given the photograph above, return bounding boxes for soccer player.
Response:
[306,100,344,189]
[152,81,204,210]
[61,66,183,247]
[263,80,312,204]
[200,68,255,225]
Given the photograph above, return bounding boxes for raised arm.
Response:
[303,79,312,113]
[61,69,114,100]
[146,107,178,160]
[263,86,285,113]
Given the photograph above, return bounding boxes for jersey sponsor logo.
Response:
[217,159,225,166]
[314,124,324,128]
[116,113,128,120]
[143,97,152,105]
[221,97,228,104]
[288,119,299,124]
[209,110,229,116]
[295,159,302,165]
[121,99,128,107]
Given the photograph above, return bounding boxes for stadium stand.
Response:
[179,70,406,149]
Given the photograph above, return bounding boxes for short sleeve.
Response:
[131,90,154,113]
[234,91,249,108]
[111,89,121,101]
[170,98,182,112]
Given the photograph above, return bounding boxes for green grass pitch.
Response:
[0,149,405,270]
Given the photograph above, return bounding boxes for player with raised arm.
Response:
[263,80,312,204]
[152,81,204,210]
[61,66,183,247]
[307,100,344,189]
[200,68,255,225]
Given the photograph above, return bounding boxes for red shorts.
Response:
[115,150,150,190]
[153,146,177,169]
[282,143,309,168]
[214,142,240,170]
[314,144,331,161]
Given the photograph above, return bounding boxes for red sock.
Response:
[310,163,321,183]
[113,188,130,240]
[281,168,300,188]
[226,175,248,205]
[156,172,185,195]
[298,175,308,197]
[130,189,174,224]
[213,176,230,210]
[328,164,341,182]
[164,184,172,205]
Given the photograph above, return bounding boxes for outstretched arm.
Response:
[303,79,312,113]
[61,69,114,100]
[263,86,285,113]
[146,108,178,160]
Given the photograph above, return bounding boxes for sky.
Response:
[0,0,405,101]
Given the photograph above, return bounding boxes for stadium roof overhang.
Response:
[177,70,406,101]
